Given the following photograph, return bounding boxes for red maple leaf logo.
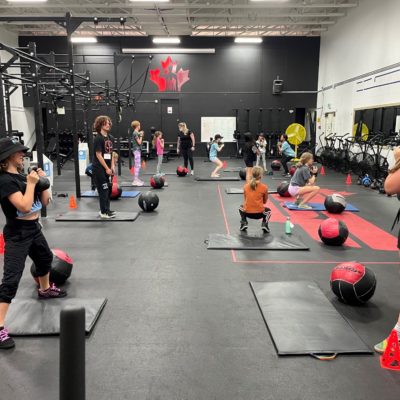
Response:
[149,57,190,92]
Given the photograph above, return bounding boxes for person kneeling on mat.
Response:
[0,138,67,350]
[239,166,271,233]
[210,134,225,177]
[288,152,319,210]
[374,146,400,354]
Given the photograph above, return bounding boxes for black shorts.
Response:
[244,159,254,168]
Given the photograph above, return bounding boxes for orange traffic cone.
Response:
[381,330,400,370]
[130,166,135,175]
[320,166,326,176]
[222,160,227,168]
[141,160,146,170]
[346,173,352,185]
[69,194,77,209]
[0,233,4,255]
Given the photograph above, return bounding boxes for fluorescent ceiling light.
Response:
[7,0,48,2]
[122,48,215,54]
[234,37,263,44]
[153,37,181,44]
[71,37,98,43]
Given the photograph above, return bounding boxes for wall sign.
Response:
[149,56,190,92]
[167,107,173,114]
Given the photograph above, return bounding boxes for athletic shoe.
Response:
[0,328,15,349]
[298,204,313,210]
[99,212,113,219]
[131,180,144,187]
[190,170,194,176]
[240,221,248,231]
[261,221,270,233]
[211,174,220,178]
[295,196,302,206]
[38,283,67,299]
[107,211,116,218]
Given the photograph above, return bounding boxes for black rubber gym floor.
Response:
[0,158,400,399]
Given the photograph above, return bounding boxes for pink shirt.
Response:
[156,137,164,156]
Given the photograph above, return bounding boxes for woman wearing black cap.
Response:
[0,138,67,350]
[209,134,225,177]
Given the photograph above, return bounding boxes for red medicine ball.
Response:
[176,166,188,177]
[150,175,165,189]
[330,262,376,304]
[318,218,348,246]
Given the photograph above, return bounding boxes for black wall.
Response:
[19,36,320,152]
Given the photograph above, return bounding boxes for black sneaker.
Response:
[38,283,67,299]
[261,221,270,233]
[240,221,248,231]
[0,328,15,349]
[108,210,117,216]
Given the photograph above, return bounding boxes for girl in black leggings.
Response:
[0,138,66,350]
[177,122,196,175]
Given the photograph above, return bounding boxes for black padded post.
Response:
[60,307,85,400]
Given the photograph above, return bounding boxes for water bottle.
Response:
[285,216,292,234]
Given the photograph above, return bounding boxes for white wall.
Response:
[0,27,35,146]
[317,0,400,157]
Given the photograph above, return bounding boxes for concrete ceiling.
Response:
[0,0,359,37]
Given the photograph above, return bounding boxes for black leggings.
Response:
[181,146,194,170]
[281,154,293,174]
[93,167,111,214]
[239,206,272,222]
[0,219,53,304]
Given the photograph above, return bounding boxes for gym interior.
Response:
[0,0,400,399]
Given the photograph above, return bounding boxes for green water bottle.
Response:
[285,216,292,234]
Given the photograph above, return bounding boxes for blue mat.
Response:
[284,202,359,212]
[81,190,140,198]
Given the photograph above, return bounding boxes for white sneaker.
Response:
[99,212,112,219]
[131,180,144,187]
[190,170,194,176]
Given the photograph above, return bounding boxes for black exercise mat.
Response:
[120,182,168,188]
[196,177,240,181]
[223,168,241,172]
[225,188,278,194]
[7,298,107,336]
[207,231,309,250]
[55,212,139,222]
[250,281,372,356]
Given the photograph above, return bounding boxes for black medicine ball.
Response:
[239,168,247,180]
[324,193,347,214]
[271,160,281,171]
[318,218,348,246]
[138,191,159,212]
[150,175,165,189]
[31,249,73,286]
[277,181,291,197]
[330,262,376,304]
[176,166,188,177]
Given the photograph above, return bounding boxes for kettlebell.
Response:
[28,166,51,192]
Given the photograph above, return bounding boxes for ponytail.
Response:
[249,166,263,190]
[250,176,258,190]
